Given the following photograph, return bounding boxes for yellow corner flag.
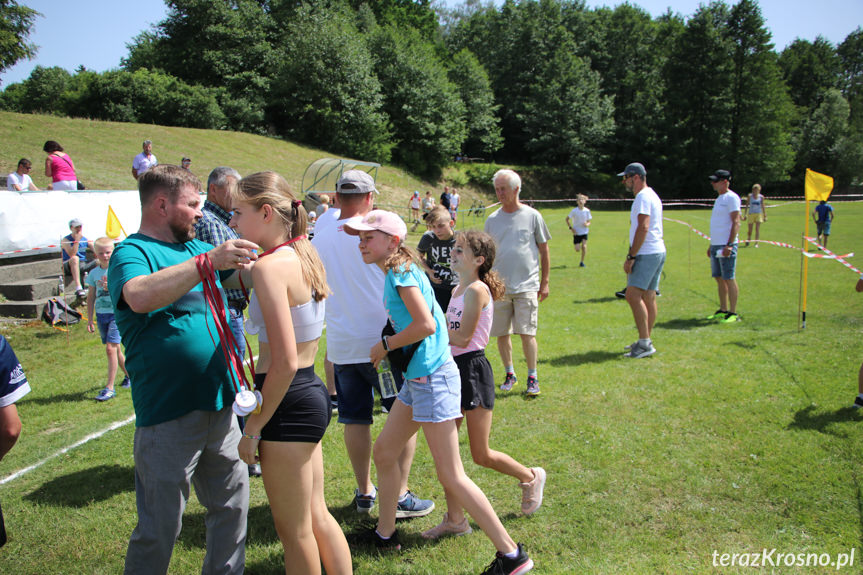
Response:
[805,168,834,202]
[106,205,127,239]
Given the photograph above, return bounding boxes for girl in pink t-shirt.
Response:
[422,230,547,540]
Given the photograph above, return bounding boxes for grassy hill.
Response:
[0,111,491,212]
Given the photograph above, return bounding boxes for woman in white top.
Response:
[231,171,351,575]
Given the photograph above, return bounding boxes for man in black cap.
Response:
[706,169,742,323]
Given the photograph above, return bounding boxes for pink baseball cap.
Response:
[343,210,407,241]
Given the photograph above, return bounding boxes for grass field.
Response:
[1,199,862,574]
[0,111,488,214]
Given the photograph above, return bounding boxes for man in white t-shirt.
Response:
[620,163,665,359]
[6,158,40,191]
[311,170,433,519]
[131,140,158,180]
[484,169,551,396]
[706,169,742,323]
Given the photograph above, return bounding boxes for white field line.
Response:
[0,414,136,486]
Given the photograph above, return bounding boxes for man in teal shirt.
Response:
[108,165,258,575]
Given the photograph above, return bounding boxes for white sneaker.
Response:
[520,467,547,515]
[625,341,656,359]
[421,512,472,539]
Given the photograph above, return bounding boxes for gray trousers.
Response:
[124,408,249,575]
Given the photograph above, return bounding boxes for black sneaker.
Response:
[615,288,627,299]
[853,396,863,409]
[480,543,534,575]
[352,526,401,552]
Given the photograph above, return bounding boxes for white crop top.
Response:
[244,247,326,344]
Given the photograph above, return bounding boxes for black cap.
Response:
[708,169,731,182]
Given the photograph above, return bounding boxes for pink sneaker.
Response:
[421,512,473,539]
[520,467,546,515]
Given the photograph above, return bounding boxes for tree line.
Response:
[1,0,861,196]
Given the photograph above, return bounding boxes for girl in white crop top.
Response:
[229,171,351,575]
[423,230,547,540]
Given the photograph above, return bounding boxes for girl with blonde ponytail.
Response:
[230,171,351,575]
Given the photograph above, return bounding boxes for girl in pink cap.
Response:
[345,210,534,575]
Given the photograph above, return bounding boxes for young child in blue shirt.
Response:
[86,237,130,401]
[345,210,534,575]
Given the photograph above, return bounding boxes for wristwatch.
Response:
[381,335,390,352]
[626,254,636,261]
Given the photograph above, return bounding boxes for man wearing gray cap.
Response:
[707,169,741,323]
[312,170,433,519]
[619,163,665,358]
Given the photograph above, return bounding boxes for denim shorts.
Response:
[710,244,738,280]
[334,362,404,425]
[96,312,121,344]
[397,357,462,423]
[627,252,666,292]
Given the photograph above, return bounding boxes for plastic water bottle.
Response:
[377,359,398,399]
[58,274,64,295]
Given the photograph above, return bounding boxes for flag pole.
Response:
[801,200,810,328]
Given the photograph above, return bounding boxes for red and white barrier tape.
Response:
[0,244,62,257]
[803,237,861,275]
[663,217,857,269]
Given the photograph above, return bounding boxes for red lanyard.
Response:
[257,234,306,258]
[238,234,306,298]
[200,234,308,393]
[196,253,252,394]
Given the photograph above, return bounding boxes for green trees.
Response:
[267,5,393,163]
[725,0,794,185]
[797,89,863,187]
[0,0,859,190]
[779,37,841,112]
[447,49,502,159]
[0,0,38,80]
[449,0,613,168]
[123,0,276,133]
[370,25,467,176]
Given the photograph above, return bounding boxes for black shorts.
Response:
[572,234,588,245]
[432,284,454,315]
[454,350,495,411]
[256,366,331,443]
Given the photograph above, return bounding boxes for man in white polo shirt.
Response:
[131,140,158,180]
[312,170,433,519]
[620,163,665,359]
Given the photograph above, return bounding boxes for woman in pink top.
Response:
[422,229,547,540]
[43,140,78,191]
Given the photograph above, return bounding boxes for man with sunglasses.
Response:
[620,162,665,358]
[7,158,40,191]
[706,169,742,323]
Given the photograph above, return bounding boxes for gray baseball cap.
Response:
[617,162,646,177]
[336,170,378,194]
[69,218,83,228]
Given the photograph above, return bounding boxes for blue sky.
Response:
[2,0,861,86]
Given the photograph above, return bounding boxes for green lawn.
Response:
[1,201,862,574]
[0,111,487,217]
